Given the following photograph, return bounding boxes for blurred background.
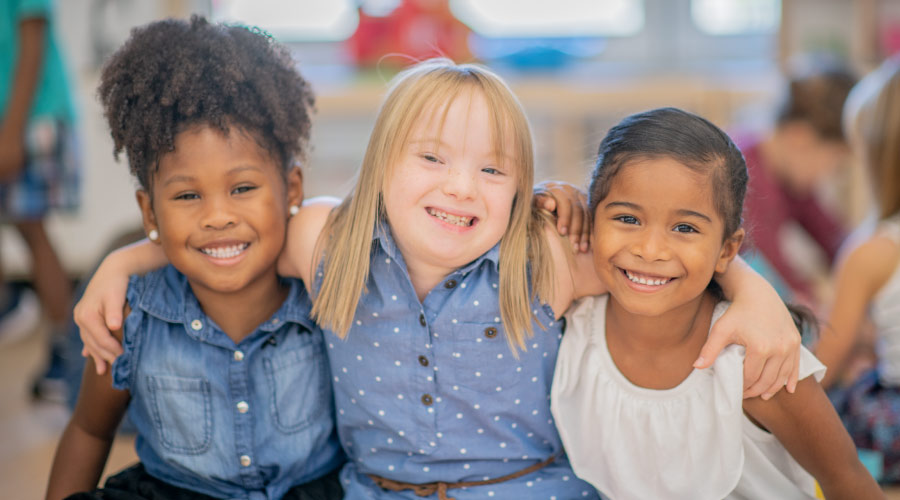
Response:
[7,0,900,280]
[4,0,900,498]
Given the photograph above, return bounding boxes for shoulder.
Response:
[284,196,340,284]
[836,233,900,297]
[542,221,606,318]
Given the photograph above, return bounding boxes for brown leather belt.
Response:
[367,453,559,500]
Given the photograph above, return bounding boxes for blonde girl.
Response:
[75,59,802,499]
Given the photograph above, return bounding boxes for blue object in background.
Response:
[468,35,605,71]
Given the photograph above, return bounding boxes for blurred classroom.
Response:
[3,0,900,498]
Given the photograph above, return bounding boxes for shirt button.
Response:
[233,350,244,361]
[444,279,457,289]
[237,401,249,413]
[419,313,426,327]
[484,327,498,338]
[190,319,203,330]
[421,394,433,406]
[240,455,252,467]
[418,355,429,367]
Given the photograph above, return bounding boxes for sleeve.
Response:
[797,344,826,383]
[110,275,146,392]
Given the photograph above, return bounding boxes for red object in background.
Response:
[882,21,900,58]
[348,0,472,66]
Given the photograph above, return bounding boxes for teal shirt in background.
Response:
[1,0,75,122]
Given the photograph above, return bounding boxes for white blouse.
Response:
[551,295,825,500]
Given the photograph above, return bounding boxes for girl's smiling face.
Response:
[138,125,301,297]
[591,156,743,317]
[382,89,518,278]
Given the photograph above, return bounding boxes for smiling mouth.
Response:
[427,207,475,227]
[623,268,673,286]
[201,243,249,259]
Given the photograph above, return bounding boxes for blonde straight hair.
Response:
[864,61,900,219]
[311,58,553,353]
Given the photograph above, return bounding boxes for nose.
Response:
[630,227,671,262]
[200,195,237,230]
[441,164,477,200]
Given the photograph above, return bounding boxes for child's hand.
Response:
[534,181,591,252]
[697,255,802,400]
[703,303,801,400]
[74,259,130,375]
[74,239,168,374]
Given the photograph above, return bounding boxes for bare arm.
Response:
[46,320,131,500]
[817,236,899,388]
[74,239,166,373]
[0,17,45,180]
[278,196,339,291]
[709,255,802,399]
[743,377,883,499]
[545,221,606,318]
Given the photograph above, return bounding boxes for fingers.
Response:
[86,348,108,376]
[554,192,573,238]
[694,323,730,369]
[74,303,123,374]
[745,357,782,400]
[104,304,123,332]
[787,348,800,393]
[577,191,591,252]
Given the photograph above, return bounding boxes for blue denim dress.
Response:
[112,265,344,499]
[319,224,599,499]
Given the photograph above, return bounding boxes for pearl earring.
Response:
[148,229,159,241]
[289,205,300,216]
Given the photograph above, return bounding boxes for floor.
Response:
[4,319,900,500]
[0,322,136,500]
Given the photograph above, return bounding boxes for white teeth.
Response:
[202,243,248,259]
[625,270,669,286]
[427,208,472,227]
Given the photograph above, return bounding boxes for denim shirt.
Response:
[319,224,599,499]
[112,265,344,500]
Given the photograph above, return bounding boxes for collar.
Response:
[133,265,315,342]
[372,218,502,275]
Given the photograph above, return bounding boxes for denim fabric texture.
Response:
[112,265,344,499]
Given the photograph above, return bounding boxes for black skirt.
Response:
[66,462,343,500]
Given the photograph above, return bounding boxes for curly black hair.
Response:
[98,15,315,190]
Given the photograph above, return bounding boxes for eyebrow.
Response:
[407,138,514,162]
[161,165,264,188]
[603,201,713,223]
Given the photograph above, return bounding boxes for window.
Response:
[692,0,780,35]
[449,0,644,37]
[210,0,359,41]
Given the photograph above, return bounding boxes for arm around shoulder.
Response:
[706,255,802,399]
[279,196,339,288]
[544,221,607,319]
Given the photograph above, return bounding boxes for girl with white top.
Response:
[551,107,881,499]
[817,56,900,483]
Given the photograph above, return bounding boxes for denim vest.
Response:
[113,266,344,500]
[319,224,599,499]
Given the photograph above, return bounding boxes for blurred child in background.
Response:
[816,55,900,483]
[738,65,856,306]
[1,0,81,402]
